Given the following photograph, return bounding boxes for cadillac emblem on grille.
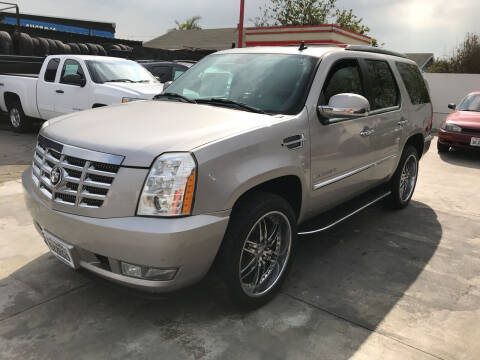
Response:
[32,135,124,209]
[50,165,63,187]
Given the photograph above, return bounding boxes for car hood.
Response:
[41,100,275,167]
[101,82,164,98]
[445,110,480,129]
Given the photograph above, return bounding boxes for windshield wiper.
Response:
[153,92,196,103]
[105,79,135,83]
[196,98,267,114]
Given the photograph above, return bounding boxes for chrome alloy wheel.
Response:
[10,108,21,128]
[399,154,418,202]
[239,211,292,297]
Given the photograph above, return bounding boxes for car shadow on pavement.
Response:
[0,199,442,359]
[438,148,480,169]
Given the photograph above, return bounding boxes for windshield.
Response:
[86,60,159,84]
[457,93,480,112]
[164,53,318,114]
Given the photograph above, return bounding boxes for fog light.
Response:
[121,262,142,278]
[120,262,177,281]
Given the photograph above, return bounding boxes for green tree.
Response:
[253,0,378,45]
[428,33,480,73]
[175,16,202,30]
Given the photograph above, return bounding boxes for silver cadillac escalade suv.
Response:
[23,45,433,308]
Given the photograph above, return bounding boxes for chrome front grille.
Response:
[32,135,123,208]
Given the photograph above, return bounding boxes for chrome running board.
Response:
[298,190,391,236]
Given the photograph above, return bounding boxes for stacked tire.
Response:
[2,31,128,57]
[0,31,13,54]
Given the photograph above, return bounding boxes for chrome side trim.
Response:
[298,191,391,235]
[375,154,397,165]
[313,163,374,190]
[313,154,397,190]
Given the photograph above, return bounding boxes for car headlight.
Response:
[442,122,462,132]
[122,97,143,103]
[137,153,196,217]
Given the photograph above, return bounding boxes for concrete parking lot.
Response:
[0,117,479,360]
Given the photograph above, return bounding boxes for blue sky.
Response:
[7,0,480,57]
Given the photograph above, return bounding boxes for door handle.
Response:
[56,90,64,94]
[397,119,408,126]
[360,128,375,137]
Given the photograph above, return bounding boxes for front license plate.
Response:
[470,137,480,147]
[43,230,77,269]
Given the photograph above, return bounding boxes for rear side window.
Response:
[365,60,399,110]
[152,66,171,82]
[320,59,364,105]
[396,62,430,104]
[44,58,60,82]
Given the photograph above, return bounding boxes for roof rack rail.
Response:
[345,45,408,59]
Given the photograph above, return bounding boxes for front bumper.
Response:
[22,169,230,292]
[438,129,480,150]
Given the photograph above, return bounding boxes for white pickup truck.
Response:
[0,55,164,132]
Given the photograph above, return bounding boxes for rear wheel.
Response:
[8,100,31,133]
[217,192,296,309]
[388,145,419,209]
[437,141,449,153]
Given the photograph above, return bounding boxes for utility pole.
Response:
[238,0,245,48]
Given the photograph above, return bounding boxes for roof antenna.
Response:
[299,41,308,51]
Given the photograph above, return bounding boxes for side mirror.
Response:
[318,93,370,124]
[448,103,456,110]
[163,81,173,90]
[63,74,86,87]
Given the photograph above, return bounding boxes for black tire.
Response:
[437,141,449,153]
[18,32,34,55]
[68,42,80,54]
[46,38,57,54]
[217,192,297,309]
[37,37,50,56]
[77,43,89,54]
[0,31,13,54]
[117,44,129,51]
[63,43,72,54]
[96,44,107,56]
[86,43,98,55]
[388,145,419,209]
[54,40,65,54]
[7,99,31,133]
[31,37,41,56]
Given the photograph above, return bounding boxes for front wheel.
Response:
[217,192,297,309]
[8,101,31,133]
[388,145,419,209]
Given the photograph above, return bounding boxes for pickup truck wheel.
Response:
[218,192,297,309]
[388,146,419,209]
[8,101,31,133]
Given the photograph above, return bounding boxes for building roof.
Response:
[144,28,238,50]
[405,53,434,69]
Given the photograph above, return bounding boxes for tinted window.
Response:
[321,59,364,105]
[44,58,60,82]
[173,67,186,80]
[166,53,317,115]
[152,66,172,82]
[396,62,430,104]
[60,59,85,84]
[365,60,399,110]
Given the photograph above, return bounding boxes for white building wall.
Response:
[423,73,480,129]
